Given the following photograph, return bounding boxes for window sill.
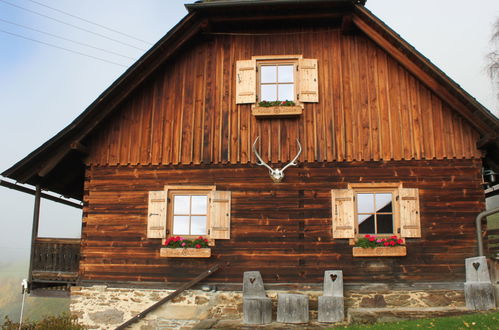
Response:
[252,105,302,118]
[352,246,406,257]
[160,248,211,258]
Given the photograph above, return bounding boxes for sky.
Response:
[0,0,498,265]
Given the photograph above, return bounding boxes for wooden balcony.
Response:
[31,237,80,291]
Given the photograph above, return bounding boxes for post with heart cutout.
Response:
[318,270,344,322]
[242,271,272,324]
[464,256,496,310]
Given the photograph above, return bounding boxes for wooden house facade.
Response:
[2,0,499,325]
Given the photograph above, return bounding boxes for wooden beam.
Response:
[115,263,221,330]
[351,14,492,135]
[341,15,355,34]
[0,180,83,208]
[27,185,41,292]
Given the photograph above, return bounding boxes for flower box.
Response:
[160,248,211,258]
[252,105,302,117]
[352,246,406,257]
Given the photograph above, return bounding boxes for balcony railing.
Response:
[32,237,80,284]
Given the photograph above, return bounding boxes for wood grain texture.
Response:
[80,159,483,284]
[84,27,481,167]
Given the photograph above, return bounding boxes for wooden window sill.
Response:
[252,105,302,117]
[160,248,211,258]
[352,246,406,257]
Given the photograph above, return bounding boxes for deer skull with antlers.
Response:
[252,136,302,183]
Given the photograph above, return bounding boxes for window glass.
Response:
[278,65,294,83]
[191,196,208,214]
[173,215,190,235]
[376,193,392,213]
[261,66,277,83]
[377,214,393,234]
[191,216,207,235]
[357,193,374,213]
[278,84,294,101]
[261,85,277,101]
[173,195,190,214]
[171,193,209,236]
[358,214,375,234]
[356,192,394,235]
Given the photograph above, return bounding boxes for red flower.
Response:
[369,237,375,242]
[173,236,179,242]
[381,238,386,242]
[390,241,396,246]
[384,242,389,246]
[198,236,204,240]
[397,239,404,244]
[195,244,201,249]
[390,235,397,239]
[204,239,209,243]
[364,234,371,238]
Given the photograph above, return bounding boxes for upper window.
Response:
[331,184,421,239]
[235,55,319,105]
[146,186,231,240]
[259,63,296,102]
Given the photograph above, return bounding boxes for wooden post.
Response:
[27,185,41,291]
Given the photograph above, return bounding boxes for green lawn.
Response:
[339,311,499,329]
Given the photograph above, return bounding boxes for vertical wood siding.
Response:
[80,159,483,284]
[85,28,481,166]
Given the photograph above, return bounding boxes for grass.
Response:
[339,311,499,329]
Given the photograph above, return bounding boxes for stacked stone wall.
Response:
[70,286,465,329]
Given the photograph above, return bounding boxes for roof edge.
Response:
[186,0,366,12]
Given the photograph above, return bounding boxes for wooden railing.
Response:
[32,238,80,281]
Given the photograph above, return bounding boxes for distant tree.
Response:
[487,18,499,106]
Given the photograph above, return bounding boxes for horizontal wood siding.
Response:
[84,28,481,167]
[80,159,483,284]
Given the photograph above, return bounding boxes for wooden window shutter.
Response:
[399,187,421,238]
[236,59,256,104]
[331,189,355,238]
[298,58,319,103]
[147,190,168,238]
[209,190,231,239]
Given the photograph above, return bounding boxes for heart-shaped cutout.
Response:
[473,262,480,271]
[249,277,256,284]
[330,274,337,282]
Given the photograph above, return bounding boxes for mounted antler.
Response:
[252,136,302,183]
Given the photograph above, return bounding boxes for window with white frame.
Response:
[331,183,421,239]
[235,55,319,105]
[147,185,231,240]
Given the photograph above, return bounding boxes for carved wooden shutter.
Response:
[147,190,168,238]
[399,187,421,238]
[331,189,355,238]
[298,58,319,103]
[236,60,256,104]
[209,191,231,239]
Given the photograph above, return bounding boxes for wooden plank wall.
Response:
[84,27,481,167]
[80,159,483,284]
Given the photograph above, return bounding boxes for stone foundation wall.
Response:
[70,286,465,329]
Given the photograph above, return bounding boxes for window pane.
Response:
[261,84,277,101]
[173,215,189,235]
[377,214,394,234]
[358,214,375,234]
[261,65,276,83]
[376,193,392,213]
[278,84,294,101]
[357,194,374,213]
[191,216,207,235]
[173,195,190,214]
[278,65,294,83]
[191,195,207,214]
